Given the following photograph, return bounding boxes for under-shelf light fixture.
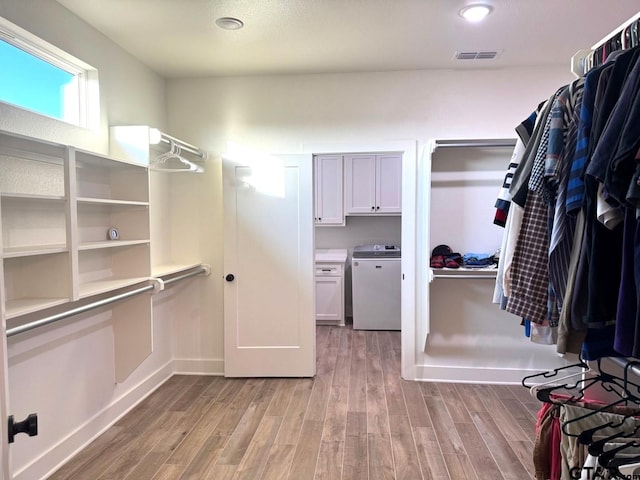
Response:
[459,4,493,22]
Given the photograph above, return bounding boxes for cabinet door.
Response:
[315,155,344,225]
[376,154,402,213]
[315,274,343,323]
[345,154,376,214]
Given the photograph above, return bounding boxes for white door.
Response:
[376,154,402,213]
[223,152,315,377]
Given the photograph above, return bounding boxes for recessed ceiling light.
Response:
[459,4,493,22]
[215,17,244,30]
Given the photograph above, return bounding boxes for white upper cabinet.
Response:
[345,153,401,215]
[314,155,344,226]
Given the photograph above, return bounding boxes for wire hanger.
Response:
[150,139,204,173]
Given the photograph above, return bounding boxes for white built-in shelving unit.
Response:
[0,130,152,381]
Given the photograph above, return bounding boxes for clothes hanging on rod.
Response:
[507,12,640,476]
[494,42,640,358]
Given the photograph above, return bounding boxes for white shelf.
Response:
[5,297,70,319]
[1,193,66,202]
[78,240,150,251]
[431,267,497,279]
[3,244,68,258]
[78,277,151,298]
[76,197,149,206]
[152,263,203,277]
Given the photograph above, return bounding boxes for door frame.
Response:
[304,139,418,380]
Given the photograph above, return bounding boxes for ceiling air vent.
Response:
[454,50,501,60]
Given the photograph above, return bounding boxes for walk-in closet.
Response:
[0,1,639,479]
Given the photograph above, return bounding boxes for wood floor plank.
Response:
[419,382,441,398]
[47,426,127,480]
[203,464,238,480]
[369,434,396,480]
[150,464,184,480]
[388,415,423,480]
[98,411,185,480]
[332,328,353,387]
[322,384,348,442]
[453,422,504,480]
[314,440,344,480]
[367,332,391,436]
[306,376,332,422]
[232,416,283,480]
[507,439,537,477]
[120,393,222,480]
[212,379,265,436]
[259,444,296,480]
[165,401,225,466]
[424,395,466,455]
[470,412,529,480]
[177,434,228,480]
[435,383,473,423]
[264,379,297,417]
[342,432,368,480]
[288,420,324,479]
[217,380,278,465]
[401,380,432,428]
[348,330,367,413]
[326,326,343,350]
[412,426,449,479]
[212,378,248,404]
[475,385,531,442]
[275,379,314,445]
[443,453,478,480]
[453,384,489,414]
[169,375,216,411]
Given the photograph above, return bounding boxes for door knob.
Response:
[225,274,235,282]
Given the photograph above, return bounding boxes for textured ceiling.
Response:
[55,0,640,78]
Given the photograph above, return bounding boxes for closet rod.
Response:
[608,356,640,378]
[590,10,640,51]
[162,266,209,286]
[152,129,207,160]
[6,284,155,338]
[433,139,516,150]
[6,266,210,338]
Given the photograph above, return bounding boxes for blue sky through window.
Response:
[0,38,74,119]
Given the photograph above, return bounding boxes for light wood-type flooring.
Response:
[49,326,539,479]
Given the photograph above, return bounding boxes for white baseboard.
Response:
[173,358,224,376]
[414,364,538,385]
[18,361,174,480]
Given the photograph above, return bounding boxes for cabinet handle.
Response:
[321,268,332,272]
[371,206,375,210]
[318,217,322,221]
[376,206,380,210]
[225,274,235,282]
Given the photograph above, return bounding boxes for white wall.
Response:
[166,66,575,372]
[0,2,174,479]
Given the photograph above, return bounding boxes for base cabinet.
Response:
[315,262,345,326]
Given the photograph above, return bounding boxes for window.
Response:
[0,17,99,128]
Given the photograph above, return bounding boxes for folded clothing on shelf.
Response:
[462,252,496,267]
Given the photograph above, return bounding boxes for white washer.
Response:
[351,244,401,330]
